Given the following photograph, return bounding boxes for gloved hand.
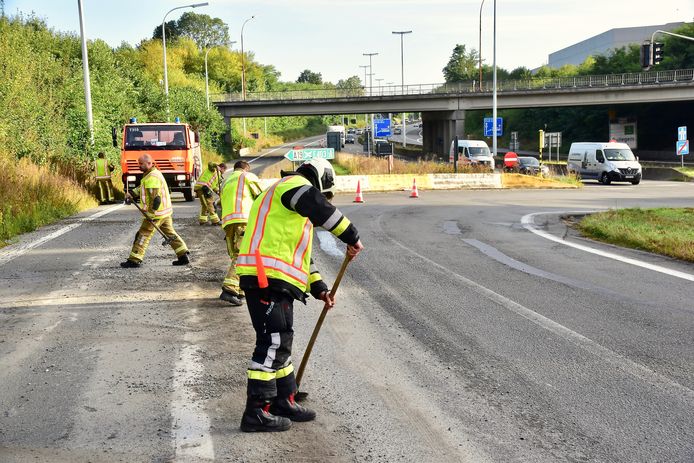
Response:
[124,192,133,205]
[202,186,213,198]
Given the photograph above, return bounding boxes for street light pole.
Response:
[362,52,378,96]
[492,0,497,158]
[392,30,412,147]
[162,2,208,119]
[205,40,236,110]
[77,0,94,145]
[240,15,255,102]
[479,0,485,91]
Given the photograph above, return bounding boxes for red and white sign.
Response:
[504,152,519,168]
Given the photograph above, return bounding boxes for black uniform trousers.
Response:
[245,288,298,400]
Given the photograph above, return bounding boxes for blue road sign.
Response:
[676,140,689,156]
[284,148,335,162]
[483,117,503,137]
[375,118,391,137]
[678,126,687,142]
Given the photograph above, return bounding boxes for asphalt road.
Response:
[1,180,693,462]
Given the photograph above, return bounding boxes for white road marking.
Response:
[0,291,211,309]
[171,308,214,461]
[316,230,344,257]
[0,204,124,267]
[521,211,694,282]
[377,215,694,400]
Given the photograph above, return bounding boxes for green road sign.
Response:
[284,148,335,162]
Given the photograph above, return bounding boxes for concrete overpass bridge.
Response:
[213,69,694,155]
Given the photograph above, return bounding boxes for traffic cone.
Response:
[409,178,419,198]
[353,180,365,203]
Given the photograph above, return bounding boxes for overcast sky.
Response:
[6,0,693,86]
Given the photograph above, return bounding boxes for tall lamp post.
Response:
[241,15,255,136]
[240,15,255,101]
[359,64,370,131]
[205,41,236,109]
[77,0,94,145]
[362,52,378,96]
[363,52,378,153]
[492,0,498,158]
[479,0,486,91]
[375,78,384,95]
[392,30,412,147]
[162,2,208,119]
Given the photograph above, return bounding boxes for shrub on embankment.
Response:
[0,153,97,247]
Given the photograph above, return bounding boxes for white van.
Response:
[567,142,642,185]
[449,140,495,170]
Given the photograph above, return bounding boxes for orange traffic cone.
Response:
[353,180,365,203]
[409,178,419,198]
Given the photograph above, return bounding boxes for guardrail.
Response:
[212,68,694,103]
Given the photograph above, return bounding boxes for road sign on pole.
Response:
[484,117,503,137]
[677,126,687,141]
[676,140,689,156]
[284,148,335,162]
[375,118,391,137]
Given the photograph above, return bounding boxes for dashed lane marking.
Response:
[377,214,694,401]
[171,308,214,462]
[0,204,124,267]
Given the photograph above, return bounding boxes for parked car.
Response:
[347,128,356,134]
[345,134,356,144]
[511,156,549,175]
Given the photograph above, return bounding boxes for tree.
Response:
[153,12,229,50]
[442,44,479,82]
[297,69,322,84]
[336,75,364,97]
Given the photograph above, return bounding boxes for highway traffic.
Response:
[1,168,692,461]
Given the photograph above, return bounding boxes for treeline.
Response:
[0,13,336,246]
[443,23,694,151]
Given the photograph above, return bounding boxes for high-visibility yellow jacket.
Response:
[94,158,112,180]
[220,170,263,228]
[139,167,172,219]
[237,175,359,300]
[195,166,219,193]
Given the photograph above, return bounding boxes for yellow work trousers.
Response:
[196,191,220,224]
[223,223,245,295]
[128,216,188,263]
[96,179,114,203]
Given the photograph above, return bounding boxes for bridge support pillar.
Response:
[422,110,465,157]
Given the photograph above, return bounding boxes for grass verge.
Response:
[577,208,694,263]
[502,173,582,189]
[0,154,97,248]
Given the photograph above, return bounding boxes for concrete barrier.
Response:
[257,173,502,193]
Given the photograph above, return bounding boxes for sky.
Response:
[5,0,693,87]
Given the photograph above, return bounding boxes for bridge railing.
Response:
[212,69,694,103]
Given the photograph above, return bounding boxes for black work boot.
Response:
[219,289,243,306]
[270,393,316,422]
[240,399,291,432]
[172,252,190,266]
[120,259,141,268]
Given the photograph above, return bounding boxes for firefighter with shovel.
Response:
[120,153,190,268]
[236,158,363,432]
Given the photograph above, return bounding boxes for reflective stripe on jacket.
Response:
[221,170,262,227]
[94,158,111,180]
[195,168,218,191]
[236,176,313,291]
[140,167,172,218]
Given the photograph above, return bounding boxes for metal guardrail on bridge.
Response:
[212,69,694,103]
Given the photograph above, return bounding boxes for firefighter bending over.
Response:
[120,153,190,268]
[219,160,263,306]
